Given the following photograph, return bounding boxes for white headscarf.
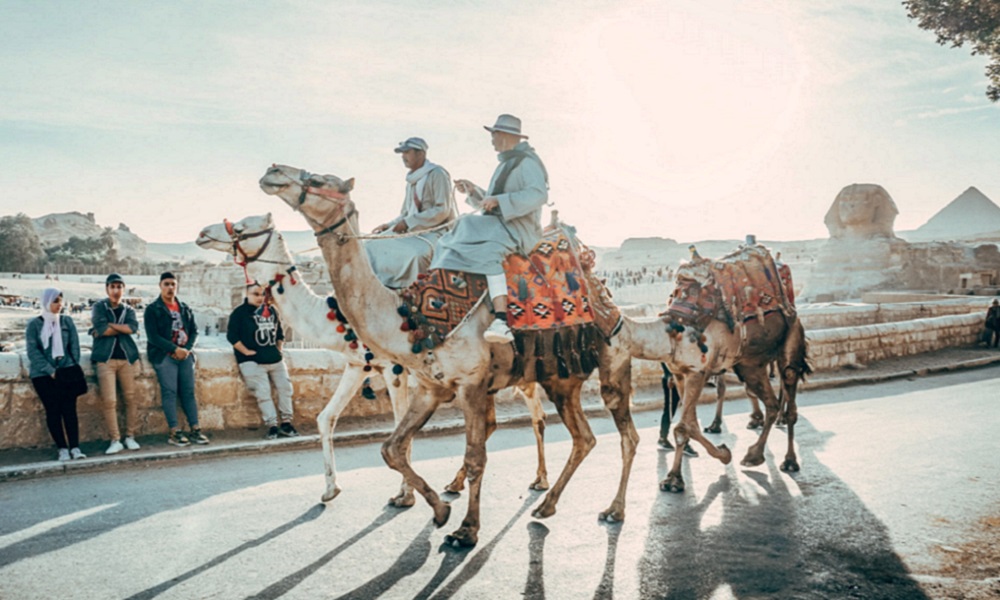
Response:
[40,287,64,359]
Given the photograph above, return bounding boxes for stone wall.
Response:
[1,306,988,449]
[797,298,990,330]
[804,313,984,371]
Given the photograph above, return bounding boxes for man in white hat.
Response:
[367,137,458,288]
[430,114,549,343]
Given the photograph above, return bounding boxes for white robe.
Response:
[366,164,457,288]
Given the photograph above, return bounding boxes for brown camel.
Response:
[259,164,638,548]
[196,214,550,503]
[623,306,810,494]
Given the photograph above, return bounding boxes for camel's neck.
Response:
[315,216,416,361]
[244,234,345,351]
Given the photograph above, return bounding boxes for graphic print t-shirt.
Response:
[166,301,188,348]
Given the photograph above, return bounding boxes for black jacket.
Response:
[227,301,284,365]
[144,296,198,365]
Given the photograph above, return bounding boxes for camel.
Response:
[259,164,638,548]
[195,214,551,506]
[624,306,810,493]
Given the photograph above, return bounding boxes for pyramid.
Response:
[911,187,1000,241]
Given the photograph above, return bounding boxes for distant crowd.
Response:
[596,266,676,288]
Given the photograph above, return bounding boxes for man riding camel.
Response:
[429,114,549,343]
[366,137,457,289]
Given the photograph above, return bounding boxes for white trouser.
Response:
[486,273,507,300]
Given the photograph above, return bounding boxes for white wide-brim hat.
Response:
[484,114,528,138]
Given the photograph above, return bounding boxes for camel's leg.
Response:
[736,365,782,467]
[532,378,595,520]
[384,369,416,507]
[317,365,366,503]
[597,358,638,523]
[444,384,492,548]
[745,384,765,430]
[778,319,809,471]
[521,383,550,490]
[778,365,801,472]
[381,388,451,527]
[703,374,727,434]
[661,371,733,493]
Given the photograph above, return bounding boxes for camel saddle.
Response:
[397,224,620,381]
[667,244,796,333]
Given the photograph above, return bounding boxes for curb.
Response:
[3,354,999,483]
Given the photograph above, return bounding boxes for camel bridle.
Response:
[279,168,357,240]
[223,218,275,266]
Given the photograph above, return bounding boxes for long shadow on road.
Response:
[638,416,929,599]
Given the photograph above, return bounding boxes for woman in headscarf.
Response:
[25,287,87,461]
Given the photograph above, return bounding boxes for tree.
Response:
[903,0,1000,102]
[0,214,45,272]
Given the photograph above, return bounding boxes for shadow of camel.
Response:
[638,415,930,599]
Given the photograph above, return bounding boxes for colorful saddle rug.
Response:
[397,226,605,355]
[667,244,795,332]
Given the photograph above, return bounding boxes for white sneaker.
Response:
[105,440,124,455]
[70,447,87,460]
[124,437,141,450]
[483,319,514,344]
[57,448,70,462]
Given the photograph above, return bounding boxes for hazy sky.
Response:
[2,0,998,247]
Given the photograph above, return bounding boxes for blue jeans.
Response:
[153,354,199,430]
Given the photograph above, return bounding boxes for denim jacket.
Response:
[90,299,140,364]
[25,315,81,379]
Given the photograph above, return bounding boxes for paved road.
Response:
[1,366,998,599]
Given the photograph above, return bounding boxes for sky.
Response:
[1,0,998,248]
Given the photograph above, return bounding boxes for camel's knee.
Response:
[316,412,337,437]
[381,439,406,470]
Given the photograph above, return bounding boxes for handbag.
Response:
[55,364,88,397]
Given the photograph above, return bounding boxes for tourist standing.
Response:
[25,288,87,461]
[144,272,209,446]
[91,273,142,454]
[366,136,457,288]
[227,283,298,439]
[430,114,549,343]
[986,299,1000,348]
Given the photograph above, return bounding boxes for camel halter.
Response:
[286,169,357,240]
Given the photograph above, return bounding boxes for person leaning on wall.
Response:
[91,273,142,455]
[25,288,88,461]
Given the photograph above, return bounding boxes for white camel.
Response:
[260,165,638,548]
[195,214,551,507]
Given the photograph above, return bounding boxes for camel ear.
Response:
[340,178,355,193]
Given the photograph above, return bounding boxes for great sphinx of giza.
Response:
[806,184,909,301]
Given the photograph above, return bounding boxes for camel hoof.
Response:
[747,419,763,430]
[703,423,722,434]
[321,486,342,503]
[717,443,732,465]
[444,527,478,548]
[598,508,624,523]
[529,478,550,491]
[432,502,451,527]
[531,502,557,520]
[741,453,765,467]
[657,437,675,451]
[387,492,416,508]
[780,458,800,472]
[443,481,464,494]
[660,472,685,493]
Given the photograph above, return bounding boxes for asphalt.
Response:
[3,346,999,483]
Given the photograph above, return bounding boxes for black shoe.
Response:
[279,423,299,438]
[266,426,279,440]
[189,428,210,445]
[682,443,699,458]
[168,430,190,447]
[657,437,675,451]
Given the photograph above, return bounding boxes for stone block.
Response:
[194,349,236,374]
[0,353,22,382]
[285,349,343,373]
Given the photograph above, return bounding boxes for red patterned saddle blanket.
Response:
[667,244,795,331]
[398,226,600,354]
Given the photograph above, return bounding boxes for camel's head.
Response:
[195,213,278,264]
[259,164,356,235]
